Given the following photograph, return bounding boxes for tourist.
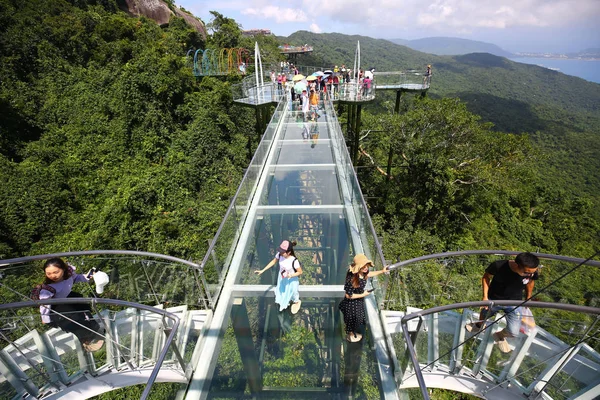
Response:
[466,252,540,353]
[339,254,388,342]
[254,240,303,314]
[33,258,106,352]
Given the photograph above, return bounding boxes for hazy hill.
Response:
[287,31,600,198]
[390,36,513,57]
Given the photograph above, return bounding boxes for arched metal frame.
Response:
[387,250,600,271]
[0,250,213,309]
[0,298,185,400]
[401,300,600,400]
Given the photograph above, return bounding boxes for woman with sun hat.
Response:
[339,254,388,342]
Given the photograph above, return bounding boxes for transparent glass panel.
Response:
[207,296,382,399]
[261,167,341,207]
[237,212,353,286]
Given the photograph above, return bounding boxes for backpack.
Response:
[291,258,301,273]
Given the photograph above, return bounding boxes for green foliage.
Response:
[0,0,255,259]
[206,11,241,49]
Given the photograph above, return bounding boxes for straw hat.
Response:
[349,254,373,274]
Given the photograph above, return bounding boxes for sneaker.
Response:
[493,332,511,353]
[83,339,105,352]
[291,300,301,314]
[465,322,482,333]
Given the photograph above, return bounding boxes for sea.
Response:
[509,57,600,84]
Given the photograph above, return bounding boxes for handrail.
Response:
[387,250,600,270]
[0,298,185,400]
[197,93,287,306]
[0,250,201,269]
[400,300,600,400]
[323,97,387,268]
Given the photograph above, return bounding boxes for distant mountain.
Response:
[286,31,600,198]
[389,37,513,58]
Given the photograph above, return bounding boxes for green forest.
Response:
[1,0,599,399]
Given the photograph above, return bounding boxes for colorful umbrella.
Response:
[292,74,305,82]
[306,75,317,81]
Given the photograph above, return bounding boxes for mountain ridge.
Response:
[389,36,513,57]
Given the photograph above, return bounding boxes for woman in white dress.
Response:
[254,240,303,314]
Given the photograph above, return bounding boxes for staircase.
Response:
[0,303,211,400]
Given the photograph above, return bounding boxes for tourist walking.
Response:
[465,252,540,353]
[255,240,303,314]
[33,258,107,352]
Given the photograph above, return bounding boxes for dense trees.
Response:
[0,0,254,259]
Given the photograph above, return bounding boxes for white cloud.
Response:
[310,23,322,33]
[242,6,308,23]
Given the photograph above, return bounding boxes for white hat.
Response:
[94,271,110,294]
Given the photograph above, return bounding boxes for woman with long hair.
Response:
[254,240,303,314]
[339,254,388,342]
[33,258,105,352]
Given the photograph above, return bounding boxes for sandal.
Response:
[291,300,301,314]
[82,339,104,352]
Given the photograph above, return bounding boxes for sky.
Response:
[175,0,600,54]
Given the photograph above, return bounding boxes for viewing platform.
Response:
[279,45,313,54]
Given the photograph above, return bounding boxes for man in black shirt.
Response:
[466,252,540,352]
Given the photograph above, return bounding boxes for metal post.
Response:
[394,90,402,114]
[231,297,263,394]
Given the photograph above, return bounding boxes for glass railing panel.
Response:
[543,345,600,399]
[202,209,241,293]
[45,328,81,379]
[112,308,137,368]
[0,256,208,310]
[207,295,382,399]
[435,311,461,366]
[260,166,342,207]
[3,333,50,390]
[383,255,600,311]
[237,210,353,286]
[135,309,164,366]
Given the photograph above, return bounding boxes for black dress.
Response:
[338,272,367,334]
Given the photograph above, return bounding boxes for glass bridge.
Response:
[0,82,599,400]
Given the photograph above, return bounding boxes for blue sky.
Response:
[175,0,600,53]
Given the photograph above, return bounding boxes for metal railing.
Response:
[0,298,186,400]
[0,250,211,309]
[374,70,431,90]
[400,301,600,400]
[382,250,600,310]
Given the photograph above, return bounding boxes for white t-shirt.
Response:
[276,253,297,278]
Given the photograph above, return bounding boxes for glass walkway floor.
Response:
[186,95,396,399]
